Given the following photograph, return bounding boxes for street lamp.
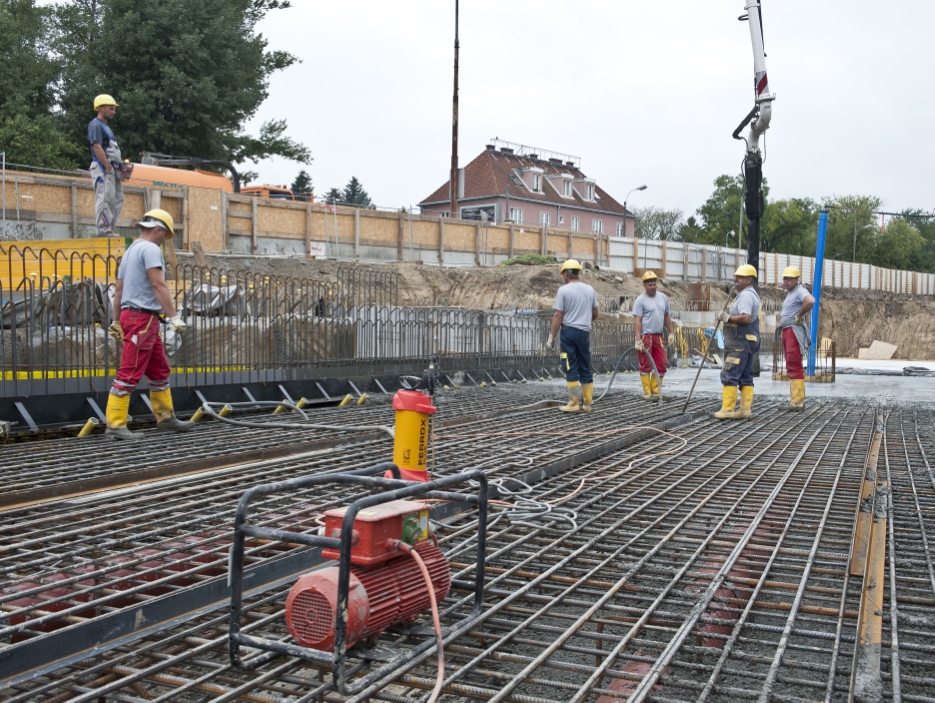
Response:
[624,185,648,237]
[623,185,647,270]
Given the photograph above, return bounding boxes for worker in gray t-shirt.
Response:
[780,266,814,411]
[632,271,674,401]
[104,209,192,440]
[547,260,599,413]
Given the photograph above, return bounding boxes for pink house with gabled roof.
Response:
[419,141,634,237]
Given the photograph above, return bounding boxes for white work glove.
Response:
[168,316,188,335]
[794,315,805,325]
[634,339,644,352]
[108,321,124,342]
[546,333,555,350]
[717,311,730,325]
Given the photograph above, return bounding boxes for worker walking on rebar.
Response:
[104,209,192,439]
[780,266,814,411]
[88,94,125,235]
[632,271,675,401]
[710,264,761,421]
[547,259,598,413]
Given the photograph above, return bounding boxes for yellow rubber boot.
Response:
[788,379,805,411]
[581,382,594,412]
[640,374,652,400]
[650,375,661,401]
[709,386,738,420]
[559,382,581,412]
[734,385,754,420]
[104,393,138,440]
[150,388,195,432]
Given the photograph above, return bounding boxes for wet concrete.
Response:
[579,356,935,405]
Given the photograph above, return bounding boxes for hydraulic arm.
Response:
[733,1,775,278]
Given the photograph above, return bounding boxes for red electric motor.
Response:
[285,500,451,651]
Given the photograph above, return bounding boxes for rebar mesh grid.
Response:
[5,397,918,703]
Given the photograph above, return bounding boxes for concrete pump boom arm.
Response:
[738,0,774,153]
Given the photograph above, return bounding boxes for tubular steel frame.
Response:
[229,465,489,694]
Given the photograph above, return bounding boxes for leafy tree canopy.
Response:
[633,206,684,241]
[53,0,309,167]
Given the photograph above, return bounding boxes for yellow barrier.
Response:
[0,238,126,292]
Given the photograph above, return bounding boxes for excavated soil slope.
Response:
[184,254,934,359]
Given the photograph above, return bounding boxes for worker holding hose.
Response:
[632,271,674,401]
[779,266,814,411]
[710,264,761,420]
[546,259,599,412]
[104,209,192,439]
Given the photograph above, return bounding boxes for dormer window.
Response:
[563,180,572,197]
[586,183,595,200]
[532,174,541,192]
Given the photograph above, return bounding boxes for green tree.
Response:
[290,169,313,201]
[0,114,83,169]
[872,218,925,270]
[0,0,82,168]
[54,0,310,167]
[633,206,684,241]
[822,195,881,264]
[341,176,373,208]
[323,187,342,205]
[693,174,769,247]
[760,198,820,256]
[897,209,935,273]
[678,215,704,242]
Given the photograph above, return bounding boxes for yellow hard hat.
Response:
[734,264,758,278]
[782,266,800,278]
[137,208,175,238]
[560,259,582,273]
[641,270,658,283]
[93,94,119,110]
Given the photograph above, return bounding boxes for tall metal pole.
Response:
[807,209,829,378]
[449,0,459,220]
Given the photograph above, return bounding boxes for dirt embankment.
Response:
[183,253,935,360]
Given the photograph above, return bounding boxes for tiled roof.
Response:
[420,147,629,215]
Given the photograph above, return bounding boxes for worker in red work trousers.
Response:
[632,270,675,401]
[547,259,599,412]
[779,266,814,411]
[710,264,761,421]
[104,209,193,439]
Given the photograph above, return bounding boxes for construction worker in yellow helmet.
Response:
[710,264,761,420]
[632,271,674,401]
[104,209,190,439]
[780,266,814,410]
[88,94,125,235]
[547,260,599,412]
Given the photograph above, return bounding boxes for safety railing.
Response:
[1,248,645,395]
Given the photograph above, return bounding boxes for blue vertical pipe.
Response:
[807,209,829,377]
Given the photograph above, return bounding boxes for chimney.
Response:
[528,153,538,160]
[549,158,563,166]
[500,147,514,155]
[486,144,495,151]
[565,161,575,167]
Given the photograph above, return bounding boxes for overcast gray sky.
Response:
[247,0,935,218]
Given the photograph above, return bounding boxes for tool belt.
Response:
[123,305,166,321]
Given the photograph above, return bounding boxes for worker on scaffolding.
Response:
[547,259,599,413]
[104,209,192,439]
[88,94,125,235]
[710,264,761,420]
[780,266,814,411]
[632,271,675,401]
